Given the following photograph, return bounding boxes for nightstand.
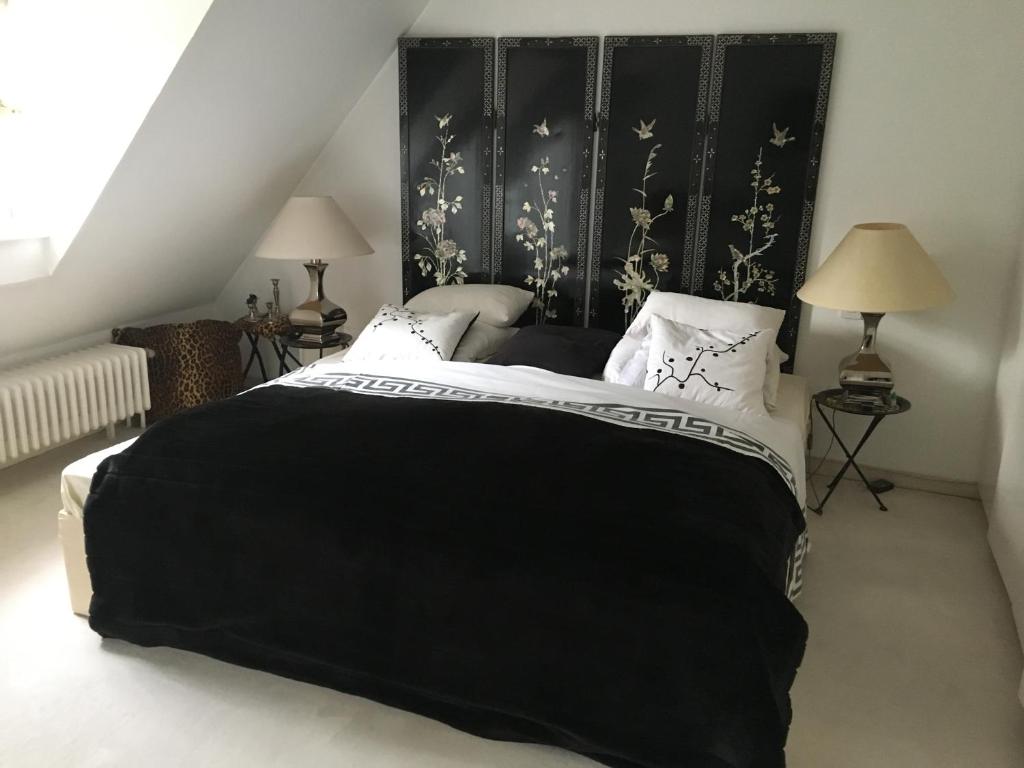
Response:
[275,332,352,376]
[234,315,299,382]
[810,388,911,515]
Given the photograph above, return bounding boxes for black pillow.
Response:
[487,325,622,378]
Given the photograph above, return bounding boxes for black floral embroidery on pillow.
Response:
[648,329,762,393]
[372,305,443,358]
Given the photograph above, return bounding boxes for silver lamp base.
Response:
[839,312,894,404]
[287,260,347,344]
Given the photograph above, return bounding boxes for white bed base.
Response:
[60,511,92,616]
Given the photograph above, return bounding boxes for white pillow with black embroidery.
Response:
[644,315,773,416]
[609,314,789,411]
[604,292,788,407]
[346,304,477,363]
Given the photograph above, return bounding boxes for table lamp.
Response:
[797,223,953,402]
[253,196,374,343]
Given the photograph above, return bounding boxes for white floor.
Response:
[2,433,1023,767]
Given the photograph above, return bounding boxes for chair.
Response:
[112,320,242,421]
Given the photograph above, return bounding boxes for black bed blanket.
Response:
[84,382,807,768]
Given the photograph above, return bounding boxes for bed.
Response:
[60,362,810,612]
[60,349,810,768]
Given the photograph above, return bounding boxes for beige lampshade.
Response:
[797,223,953,312]
[253,196,374,262]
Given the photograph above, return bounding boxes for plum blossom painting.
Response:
[694,33,835,368]
[494,37,597,325]
[399,38,494,301]
[590,36,712,332]
[713,142,785,302]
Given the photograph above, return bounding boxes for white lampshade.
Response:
[797,223,953,313]
[253,196,374,262]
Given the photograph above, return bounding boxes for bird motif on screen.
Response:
[770,123,795,148]
[532,118,550,137]
[632,118,656,141]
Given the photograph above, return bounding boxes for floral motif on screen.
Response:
[612,117,674,330]
[413,113,468,286]
[714,123,796,302]
[516,116,568,323]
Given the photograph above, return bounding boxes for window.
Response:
[0,0,211,283]
[0,0,49,241]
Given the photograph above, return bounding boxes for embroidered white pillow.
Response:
[404,284,533,327]
[605,292,788,409]
[346,304,477,363]
[644,316,773,416]
[606,291,785,384]
[607,317,787,411]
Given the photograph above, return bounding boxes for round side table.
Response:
[811,388,911,514]
[275,332,352,376]
[234,315,296,382]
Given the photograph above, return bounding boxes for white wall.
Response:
[217,56,404,331]
[223,0,1024,483]
[0,0,429,361]
[0,302,221,370]
[984,238,1024,703]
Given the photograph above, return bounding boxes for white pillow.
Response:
[604,317,652,387]
[608,331,789,411]
[346,304,477,363]
[451,323,518,362]
[630,291,786,339]
[606,314,787,396]
[644,316,773,416]
[405,284,533,328]
[603,333,646,385]
[604,292,788,405]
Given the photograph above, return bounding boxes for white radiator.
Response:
[0,344,150,467]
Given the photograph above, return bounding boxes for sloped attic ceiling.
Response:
[0,0,428,359]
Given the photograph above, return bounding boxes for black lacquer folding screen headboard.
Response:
[398,33,836,366]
